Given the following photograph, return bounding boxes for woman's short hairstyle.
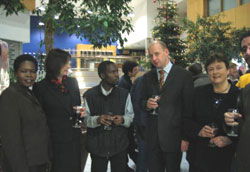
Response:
[98,61,115,79]
[205,53,229,72]
[14,54,38,73]
[122,61,138,75]
[45,48,71,79]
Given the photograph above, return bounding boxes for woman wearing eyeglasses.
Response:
[187,53,240,172]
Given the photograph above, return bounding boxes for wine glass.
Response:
[72,105,82,128]
[150,95,160,115]
[208,122,218,147]
[226,108,240,137]
[104,112,113,131]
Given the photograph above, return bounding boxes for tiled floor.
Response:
[83,152,189,172]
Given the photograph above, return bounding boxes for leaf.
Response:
[104,21,108,27]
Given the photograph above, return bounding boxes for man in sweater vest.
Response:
[83,61,134,172]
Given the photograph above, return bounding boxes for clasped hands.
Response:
[198,125,232,148]
[97,114,124,126]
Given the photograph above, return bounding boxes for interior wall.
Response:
[187,0,250,28]
[22,16,117,54]
[0,8,30,43]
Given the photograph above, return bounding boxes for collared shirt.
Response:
[84,85,134,128]
[156,62,173,83]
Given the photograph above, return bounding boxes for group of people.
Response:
[0,31,250,172]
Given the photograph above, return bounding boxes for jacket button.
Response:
[69,117,73,120]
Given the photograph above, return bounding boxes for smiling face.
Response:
[148,43,169,69]
[207,61,229,86]
[15,61,37,87]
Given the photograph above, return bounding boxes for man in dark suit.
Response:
[141,41,194,172]
[224,32,250,172]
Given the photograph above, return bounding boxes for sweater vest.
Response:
[84,85,129,157]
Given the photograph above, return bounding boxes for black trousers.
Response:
[147,120,182,172]
[90,150,127,172]
[29,164,47,172]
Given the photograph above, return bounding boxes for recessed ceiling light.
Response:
[39,22,45,26]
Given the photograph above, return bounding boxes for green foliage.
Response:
[0,0,25,16]
[152,0,187,67]
[183,15,250,64]
[36,0,133,49]
[0,0,133,49]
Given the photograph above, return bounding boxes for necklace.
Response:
[214,83,231,94]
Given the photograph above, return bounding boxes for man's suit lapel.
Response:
[45,80,72,115]
[151,68,161,92]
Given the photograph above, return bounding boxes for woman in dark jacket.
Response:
[188,53,240,172]
[33,49,82,172]
[0,54,49,172]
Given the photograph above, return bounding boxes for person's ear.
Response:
[128,71,132,77]
[165,48,169,56]
[100,73,105,80]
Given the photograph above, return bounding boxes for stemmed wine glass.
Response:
[72,104,84,128]
[208,122,218,147]
[150,95,160,115]
[226,108,240,137]
[104,112,113,130]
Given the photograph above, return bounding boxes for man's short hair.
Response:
[188,63,202,76]
[122,61,138,75]
[240,31,250,46]
[149,40,167,50]
[98,61,115,78]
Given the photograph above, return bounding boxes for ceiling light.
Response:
[38,22,45,26]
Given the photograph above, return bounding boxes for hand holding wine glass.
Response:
[97,112,113,130]
[208,122,218,147]
[72,105,84,128]
[225,108,242,137]
[148,95,160,115]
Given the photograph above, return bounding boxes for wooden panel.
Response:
[21,0,35,11]
[187,0,205,22]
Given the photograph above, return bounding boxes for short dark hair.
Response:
[205,53,229,72]
[14,54,38,73]
[122,61,138,75]
[240,31,250,46]
[188,63,202,76]
[45,48,71,79]
[98,61,115,79]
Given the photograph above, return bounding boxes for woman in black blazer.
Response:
[0,54,49,172]
[188,53,239,172]
[33,49,82,172]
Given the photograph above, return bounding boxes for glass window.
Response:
[223,0,237,11]
[208,0,221,16]
[242,0,250,4]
